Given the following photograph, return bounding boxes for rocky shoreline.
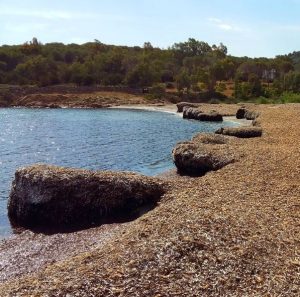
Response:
[8,165,166,231]
[0,103,299,296]
[1,90,152,109]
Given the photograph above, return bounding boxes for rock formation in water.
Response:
[183,107,223,121]
[182,106,203,119]
[215,126,263,138]
[8,165,165,230]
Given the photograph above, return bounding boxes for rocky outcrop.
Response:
[236,107,246,119]
[236,108,260,120]
[8,165,165,230]
[172,133,234,175]
[252,118,261,127]
[215,126,263,138]
[177,102,201,112]
[183,107,223,121]
[191,133,228,145]
[182,107,203,119]
[245,110,260,120]
[196,111,223,121]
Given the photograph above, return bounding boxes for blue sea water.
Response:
[0,108,236,238]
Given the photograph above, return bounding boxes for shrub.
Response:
[256,96,269,104]
[191,84,201,92]
[208,98,221,104]
[216,82,226,92]
[279,92,300,103]
[149,84,166,99]
[165,82,175,89]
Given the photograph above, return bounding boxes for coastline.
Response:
[110,103,251,126]
[108,103,180,116]
[1,103,299,296]
[0,102,244,281]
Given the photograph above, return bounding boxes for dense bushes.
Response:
[1,38,300,102]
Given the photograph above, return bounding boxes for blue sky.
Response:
[1,0,300,57]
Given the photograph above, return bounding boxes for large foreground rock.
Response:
[215,126,263,138]
[183,107,223,121]
[8,165,165,230]
[172,140,234,175]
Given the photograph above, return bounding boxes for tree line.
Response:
[1,37,300,101]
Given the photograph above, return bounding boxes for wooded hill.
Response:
[1,38,300,103]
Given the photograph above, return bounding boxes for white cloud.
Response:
[0,8,95,20]
[207,17,222,23]
[219,24,233,31]
[0,6,133,23]
[208,17,242,32]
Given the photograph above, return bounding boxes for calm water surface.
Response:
[0,108,236,238]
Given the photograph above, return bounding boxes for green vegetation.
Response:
[1,37,300,103]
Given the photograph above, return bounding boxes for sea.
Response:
[0,108,236,238]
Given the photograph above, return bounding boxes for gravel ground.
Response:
[0,103,299,296]
[0,223,126,283]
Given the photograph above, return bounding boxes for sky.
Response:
[1,0,300,58]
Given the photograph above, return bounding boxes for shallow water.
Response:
[0,108,235,238]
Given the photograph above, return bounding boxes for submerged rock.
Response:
[215,126,263,138]
[8,165,165,230]
[183,107,223,121]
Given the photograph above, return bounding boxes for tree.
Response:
[248,73,263,97]
[69,62,88,86]
[173,38,211,56]
[172,38,212,65]
[125,63,158,87]
[176,70,191,91]
[15,55,57,86]
[212,43,228,58]
[21,37,42,55]
[234,73,263,98]
[143,42,153,50]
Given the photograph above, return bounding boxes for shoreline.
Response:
[0,103,245,281]
[109,103,178,114]
[0,105,276,294]
[0,103,245,240]
[110,103,251,126]
[5,104,251,125]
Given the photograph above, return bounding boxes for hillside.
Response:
[1,38,300,106]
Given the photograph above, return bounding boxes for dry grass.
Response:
[0,104,299,296]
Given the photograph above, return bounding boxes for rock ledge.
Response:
[8,164,165,230]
